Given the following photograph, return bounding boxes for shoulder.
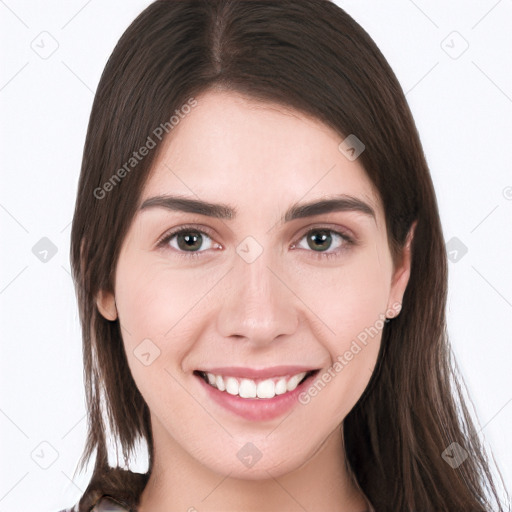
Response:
[56,495,131,512]
[91,496,131,511]
[61,467,148,512]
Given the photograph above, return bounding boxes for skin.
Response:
[97,90,413,512]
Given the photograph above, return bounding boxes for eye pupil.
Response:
[307,230,332,252]
[177,232,202,251]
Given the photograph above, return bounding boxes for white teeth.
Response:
[225,377,238,396]
[286,373,304,392]
[239,379,257,398]
[215,374,225,391]
[256,379,275,399]
[274,378,288,395]
[202,371,309,399]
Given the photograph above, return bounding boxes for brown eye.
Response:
[297,229,349,253]
[175,231,204,251]
[159,228,216,253]
[305,230,334,252]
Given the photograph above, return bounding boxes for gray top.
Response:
[58,496,130,512]
[91,497,130,511]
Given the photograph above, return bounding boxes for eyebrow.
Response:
[139,194,376,223]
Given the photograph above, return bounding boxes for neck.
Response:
[138,416,370,512]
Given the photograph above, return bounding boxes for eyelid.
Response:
[156,223,357,257]
[290,225,356,260]
[294,223,356,244]
[155,223,220,250]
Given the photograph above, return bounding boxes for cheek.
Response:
[114,253,211,339]
[291,247,391,412]
[112,260,194,422]
[293,243,392,336]
[113,254,216,387]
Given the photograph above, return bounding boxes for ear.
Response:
[96,289,118,321]
[386,221,416,318]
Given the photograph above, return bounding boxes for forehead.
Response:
[141,90,382,220]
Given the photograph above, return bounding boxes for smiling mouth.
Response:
[193,369,319,400]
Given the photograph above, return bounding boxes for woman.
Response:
[64,0,507,510]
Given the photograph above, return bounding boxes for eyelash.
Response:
[156,224,355,260]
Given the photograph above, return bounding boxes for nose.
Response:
[215,247,299,348]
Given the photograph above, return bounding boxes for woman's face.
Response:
[98,90,410,478]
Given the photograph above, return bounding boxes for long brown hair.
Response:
[70,1,508,510]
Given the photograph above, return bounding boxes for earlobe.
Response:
[387,221,416,317]
[96,289,118,321]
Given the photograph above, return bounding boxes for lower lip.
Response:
[195,371,319,422]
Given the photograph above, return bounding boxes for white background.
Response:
[1,1,511,511]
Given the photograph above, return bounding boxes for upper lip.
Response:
[195,365,320,380]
